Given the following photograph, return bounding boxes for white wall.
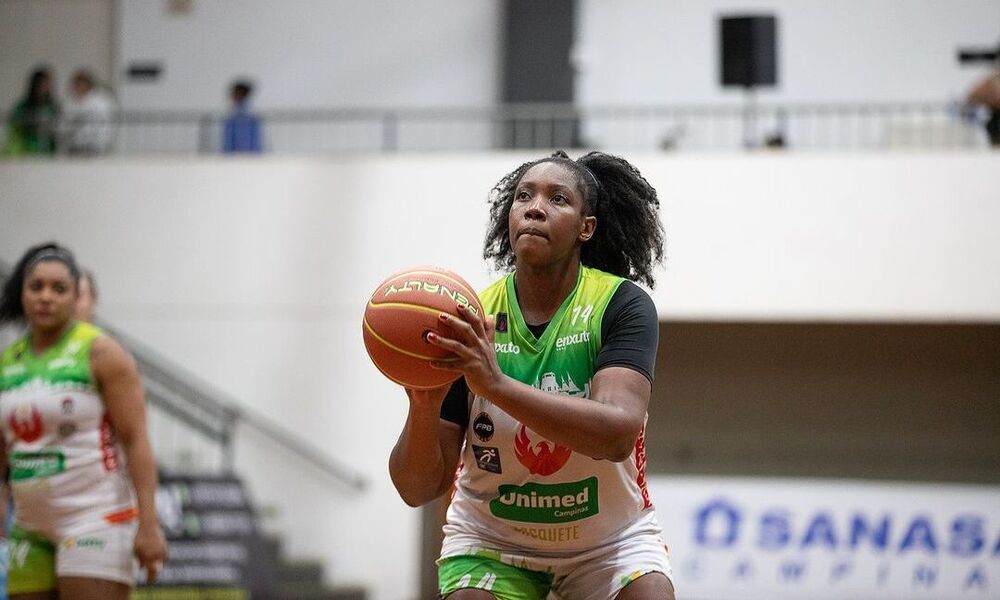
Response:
[576,0,1000,105]
[116,0,503,111]
[5,1,995,115]
[0,0,114,111]
[1,154,999,599]
[574,0,1000,149]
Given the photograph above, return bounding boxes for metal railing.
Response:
[1,101,991,156]
[0,263,367,492]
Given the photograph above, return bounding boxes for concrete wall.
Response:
[1,152,999,598]
[0,0,114,110]
[576,0,1000,105]
[116,0,503,112]
[3,1,997,113]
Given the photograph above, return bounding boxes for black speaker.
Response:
[720,15,778,87]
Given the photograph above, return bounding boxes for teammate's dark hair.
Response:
[0,242,81,324]
[483,150,664,287]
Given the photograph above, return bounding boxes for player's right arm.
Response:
[389,385,464,507]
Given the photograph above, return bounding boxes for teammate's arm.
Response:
[389,385,464,507]
[91,335,168,582]
[0,438,7,538]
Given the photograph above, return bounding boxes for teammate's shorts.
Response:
[438,529,673,600]
[7,520,139,594]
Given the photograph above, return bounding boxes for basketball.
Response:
[363,267,484,389]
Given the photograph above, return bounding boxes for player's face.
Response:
[22,261,78,333]
[508,162,596,268]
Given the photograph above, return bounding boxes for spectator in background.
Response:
[967,65,1000,147]
[3,67,60,156]
[75,269,98,322]
[64,69,117,156]
[222,80,263,153]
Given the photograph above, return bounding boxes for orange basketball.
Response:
[363,267,484,389]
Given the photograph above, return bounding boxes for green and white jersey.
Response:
[442,266,659,557]
[0,322,135,539]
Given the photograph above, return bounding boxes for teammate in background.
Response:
[0,243,167,599]
[389,151,674,599]
[75,270,98,323]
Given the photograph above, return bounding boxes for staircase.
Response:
[266,537,368,600]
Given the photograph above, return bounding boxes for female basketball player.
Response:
[0,243,167,599]
[389,152,674,599]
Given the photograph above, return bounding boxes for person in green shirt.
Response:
[390,151,675,599]
[4,68,60,156]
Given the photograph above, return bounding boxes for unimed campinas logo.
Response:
[490,478,599,523]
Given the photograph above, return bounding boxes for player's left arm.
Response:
[91,335,168,582]
[431,284,656,462]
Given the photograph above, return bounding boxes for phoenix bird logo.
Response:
[514,425,571,476]
[9,405,44,443]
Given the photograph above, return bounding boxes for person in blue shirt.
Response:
[222,80,262,153]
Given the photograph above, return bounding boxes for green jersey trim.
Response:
[0,321,103,392]
[504,267,583,351]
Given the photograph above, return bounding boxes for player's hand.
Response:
[134,521,168,583]
[404,385,451,411]
[427,305,503,399]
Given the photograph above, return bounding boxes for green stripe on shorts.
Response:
[439,554,553,600]
[7,524,57,594]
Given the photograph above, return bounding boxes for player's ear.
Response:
[579,216,596,243]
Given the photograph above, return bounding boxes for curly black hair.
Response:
[0,242,80,324]
[483,150,664,288]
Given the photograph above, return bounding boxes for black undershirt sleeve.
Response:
[439,281,658,426]
[595,281,659,384]
[439,377,470,428]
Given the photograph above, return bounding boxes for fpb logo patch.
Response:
[473,413,495,442]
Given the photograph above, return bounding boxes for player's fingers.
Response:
[425,331,468,356]
[456,303,486,339]
[145,559,163,583]
[485,315,496,343]
[429,359,463,371]
[438,312,475,343]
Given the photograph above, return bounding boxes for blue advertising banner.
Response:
[648,477,1000,600]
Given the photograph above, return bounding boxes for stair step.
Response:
[274,581,367,599]
[261,534,283,563]
[329,586,368,600]
[278,560,325,583]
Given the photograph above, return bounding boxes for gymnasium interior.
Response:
[1,2,998,599]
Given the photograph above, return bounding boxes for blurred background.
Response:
[1,1,999,599]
